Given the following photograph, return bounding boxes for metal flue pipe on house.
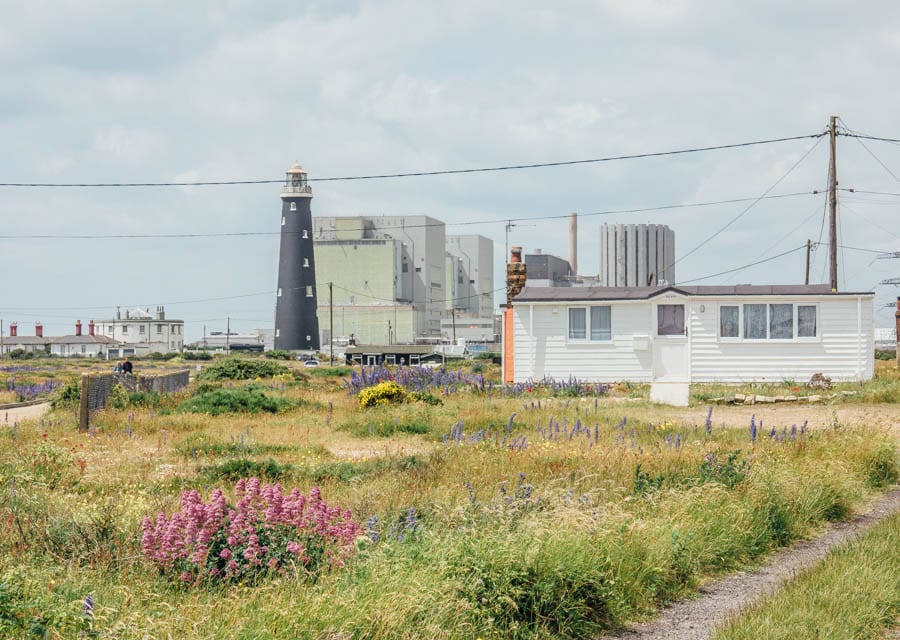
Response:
[569,212,578,278]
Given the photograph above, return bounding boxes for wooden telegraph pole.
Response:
[828,116,839,291]
[805,239,812,285]
[329,281,334,365]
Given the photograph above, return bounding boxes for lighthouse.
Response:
[274,163,320,351]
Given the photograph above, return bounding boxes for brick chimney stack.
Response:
[35,323,43,338]
[88,320,95,337]
[75,320,82,337]
[9,323,16,337]
[895,297,899,367]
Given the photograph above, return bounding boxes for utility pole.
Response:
[451,307,457,343]
[805,239,812,285]
[225,317,230,354]
[0,319,4,358]
[828,115,839,291]
[328,281,334,365]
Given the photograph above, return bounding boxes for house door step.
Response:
[650,382,690,407]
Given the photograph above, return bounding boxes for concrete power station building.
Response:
[312,215,494,345]
[274,164,321,351]
[600,223,675,287]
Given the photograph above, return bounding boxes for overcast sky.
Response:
[2,0,900,340]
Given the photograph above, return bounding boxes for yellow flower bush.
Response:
[358,381,406,408]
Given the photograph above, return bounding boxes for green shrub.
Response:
[196,358,288,381]
[265,350,295,360]
[199,458,293,481]
[50,380,80,408]
[308,366,352,377]
[698,450,750,489]
[864,443,899,488]
[407,391,443,406]
[358,381,406,407]
[184,351,213,360]
[107,383,129,409]
[177,386,295,415]
[7,349,34,360]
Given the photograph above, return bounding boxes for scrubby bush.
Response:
[197,358,288,381]
[200,458,293,482]
[177,386,295,415]
[407,391,443,406]
[50,380,81,408]
[265,350,294,360]
[184,351,213,361]
[358,381,406,407]
[141,479,362,583]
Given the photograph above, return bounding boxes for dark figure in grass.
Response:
[121,358,133,375]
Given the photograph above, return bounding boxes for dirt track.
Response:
[1,401,51,424]
[598,487,900,640]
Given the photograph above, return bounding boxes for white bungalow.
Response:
[508,285,874,390]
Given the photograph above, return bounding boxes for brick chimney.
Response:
[35,323,43,338]
[75,320,82,337]
[895,297,899,367]
[88,320,95,337]
[503,246,528,384]
[9,323,16,337]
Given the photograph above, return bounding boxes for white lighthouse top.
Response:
[282,162,312,198]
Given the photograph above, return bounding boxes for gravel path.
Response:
[1,401,51,424]
[598,487,900,640]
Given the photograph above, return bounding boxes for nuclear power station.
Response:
[274,164,320,351]
[600,223,675,287]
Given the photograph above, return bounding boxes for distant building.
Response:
[96,306,184,354]
[50,321,120,358]
[313,215,447,344]
[524,250,572,286]
[0,323,50,355]
[445,235,494,318]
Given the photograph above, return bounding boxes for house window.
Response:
[720,305,739,338]
[590,306,612,341]
[122,325,128,334]
[305,286,313,297]
[798,305,817,337]
[290,202,297,211]
[769,304,793,339]
[743,304,767,339]
[157,325,163,334]
[568,308,586,340]
[139,325,145,334]
[81,345,86,353]
[657,304,685,336]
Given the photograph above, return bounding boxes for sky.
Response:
[2,0,900,341]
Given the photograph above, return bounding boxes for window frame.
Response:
[567,305,613,343]
[717,302,820,342]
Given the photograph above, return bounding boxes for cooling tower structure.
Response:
[599,224,675,287]
[274,163,320,351]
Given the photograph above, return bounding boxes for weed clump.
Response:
[196,358,289,382]
[177,386,294,415]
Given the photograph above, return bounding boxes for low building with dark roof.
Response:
[507,284,874,387]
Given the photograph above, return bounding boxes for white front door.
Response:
[652,303,689,381]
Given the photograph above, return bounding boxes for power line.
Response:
[0,134,825,188]
[839,132,900,145]
[678,245,808,284]
[672,136,825,270]
[0,191,820,240]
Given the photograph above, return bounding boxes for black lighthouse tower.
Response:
[274,163,320,351]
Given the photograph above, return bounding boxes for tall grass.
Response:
[713,511,900,640]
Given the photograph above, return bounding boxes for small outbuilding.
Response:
[509,284,874,384]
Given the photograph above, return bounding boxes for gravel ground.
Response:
[1,401,51,424]
[598,487,900,640]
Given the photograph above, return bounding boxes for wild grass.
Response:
[0,359,897,638]
[712,511,900,640]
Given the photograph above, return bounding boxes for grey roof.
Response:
[346,344,435,355]
[1,336,50,345]
[50,335,120,345]
[513,284,874,302]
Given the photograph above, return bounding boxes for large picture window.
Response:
[721,303,818,340]
[569,306,612,341]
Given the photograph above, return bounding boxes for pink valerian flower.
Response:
[141,479,363,583]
